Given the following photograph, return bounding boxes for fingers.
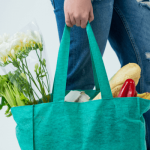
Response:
[80,15,88,28]
[64,0,94,28]
[65,12,73,27]
[70,13,76,27]
[65,10,94,28]
[81,6,94,28]
[88,5,94,23]
[65,12,82,27]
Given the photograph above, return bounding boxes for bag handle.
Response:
[51,21,113,102]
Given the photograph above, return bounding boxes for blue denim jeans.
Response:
[50,0,150,148]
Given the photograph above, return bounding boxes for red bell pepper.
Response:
[134,90,137,97]
[118,79,136,97]
[126,80,136,97]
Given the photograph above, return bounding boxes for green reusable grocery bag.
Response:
[11,21,150,150]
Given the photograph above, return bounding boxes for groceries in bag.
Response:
[93,63,141,100]
[137,92,150,100]
[117,79,137,97]
[65,90,90,102]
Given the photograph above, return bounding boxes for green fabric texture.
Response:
[11,21,150,150]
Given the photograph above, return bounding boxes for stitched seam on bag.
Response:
[137,97,142,149]
[46,97,138,104]
[113,6,144,93]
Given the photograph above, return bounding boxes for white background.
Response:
[0,0,120,149]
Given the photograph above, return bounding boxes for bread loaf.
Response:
[93,63,141,100]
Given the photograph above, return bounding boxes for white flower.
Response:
[23,37,29,44]
[3,33,10,42]
[20,33,27,42]
[13,32,22,39]
[27,30,42,44]
[26,30,35,40]
[34,31,42,43]
[7,36,13,43]
[23,35,34,44]
[10,38,22,49]
[23,35,35,48]
[0,43,8,57]
[11,49,15,58]
[0,36,3,44]
[0,42,10,62]
[13,32,26,43]
[0,30,43,61]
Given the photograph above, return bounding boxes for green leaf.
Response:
[0,97,7,110]
[0,96,12,117]
[6,112,12,117]
[20,93,30,105]
[5,103,12,117]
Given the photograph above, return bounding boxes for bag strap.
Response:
[51,21,113,102]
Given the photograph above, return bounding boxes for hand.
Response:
[64,0,94,28]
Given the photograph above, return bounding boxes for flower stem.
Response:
[35,49,50,93]
[23,59,41,93]
[17,60,35,100]
[20,59,35,101]
[36,75,47,102]
[24,58,47,103]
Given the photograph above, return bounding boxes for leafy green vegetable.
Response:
[0,74,30,117]
[0,75,17,107]
[0,96,12,117]
[8,71,34,102]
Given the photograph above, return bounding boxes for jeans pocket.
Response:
[50,0,55,9]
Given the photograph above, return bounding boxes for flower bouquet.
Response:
[0,20,52,117]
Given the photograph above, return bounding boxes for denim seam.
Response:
[113,6,144,93]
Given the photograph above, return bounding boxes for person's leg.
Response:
[108,0,150,149]
[50,0,114,90]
